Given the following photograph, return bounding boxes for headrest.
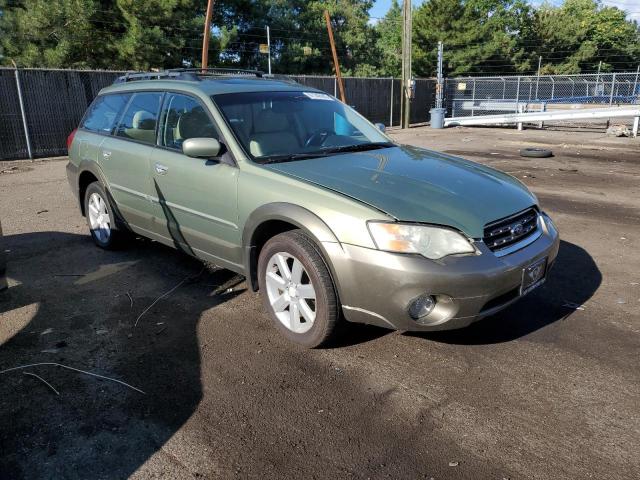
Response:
[254,109,289,133]
[177,108,212,139]
[132,110,155,130]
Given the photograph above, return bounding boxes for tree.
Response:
[413,0,534,77]
[533,0,640,74]
[1,0,98,68]
[374,0,402,77]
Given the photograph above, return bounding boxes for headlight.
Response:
[367,222,476,260]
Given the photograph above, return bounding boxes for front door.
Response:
[149,93,241,269]
[99,91,164,233]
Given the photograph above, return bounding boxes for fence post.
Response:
[550,77,555,100]
[609,73,616,106]
[515,76,521,113]
[471,79,476,117]
[14,68,33,160]
[389,77,394,127]
[334,76,337,98]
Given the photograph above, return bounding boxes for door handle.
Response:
[102,150,112,159]
[155,163,168,175]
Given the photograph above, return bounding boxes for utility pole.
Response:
[401,0,412,129]
[201,0,215,71]
[266,26,272,75]
[324,10,346,103]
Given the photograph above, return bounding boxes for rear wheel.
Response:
[84,182,128,249]
[258,230,339,348]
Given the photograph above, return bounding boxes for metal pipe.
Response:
[14,68,32,160]
[610,73,616,105]
[266,26,272,76]
[471,79,476,117]
[389,77,394,127]
[535,56,541,99]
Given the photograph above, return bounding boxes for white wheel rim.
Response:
[265,252,317,334]
[88,192,111,243]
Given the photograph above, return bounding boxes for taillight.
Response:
[66,128,77,151]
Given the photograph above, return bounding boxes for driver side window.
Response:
[158,94,218,151]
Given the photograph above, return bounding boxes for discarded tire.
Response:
[520,147,553,158]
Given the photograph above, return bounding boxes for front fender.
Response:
[242,203,343,292]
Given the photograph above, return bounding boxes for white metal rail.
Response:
[445,106,640,137]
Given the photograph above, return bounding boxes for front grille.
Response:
[483,208,539,252]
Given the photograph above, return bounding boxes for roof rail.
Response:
[113,67,264,84]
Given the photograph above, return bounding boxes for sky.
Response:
[369,0,640,22]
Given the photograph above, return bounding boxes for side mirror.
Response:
[182,138,221,159]
[375,123,386,133]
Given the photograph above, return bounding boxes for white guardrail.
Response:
[444,106,640,137]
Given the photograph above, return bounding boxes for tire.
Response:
[84,182,128,249]
[258,230,340,348]
[519,147,553,158]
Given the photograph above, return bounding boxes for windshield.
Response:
[212,91,393,163]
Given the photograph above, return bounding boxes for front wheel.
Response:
[258,230,340,348]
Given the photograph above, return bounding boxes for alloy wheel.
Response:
[265,252,317,334]
[87,192,111,243]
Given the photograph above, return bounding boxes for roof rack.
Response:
[113,67,264,84]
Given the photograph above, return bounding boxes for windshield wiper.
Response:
[257,142,396,164]
[318,141,395,155]
[257,152,331,164]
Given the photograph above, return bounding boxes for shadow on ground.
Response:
[0,232,601,479]
[0,231,245,479]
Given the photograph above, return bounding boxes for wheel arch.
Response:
[77,161,109,217]
[242,203,342,292]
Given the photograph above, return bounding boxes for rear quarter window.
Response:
[82,94,130,134]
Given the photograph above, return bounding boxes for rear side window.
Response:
[158,93,218,151]
[114,92,163,145]
[82,94,130,134]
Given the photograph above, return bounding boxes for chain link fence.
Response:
[445,72,640,119]
[0,68,125,160]
[0,69,436,161]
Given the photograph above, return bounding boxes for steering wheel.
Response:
[305,128,333,148]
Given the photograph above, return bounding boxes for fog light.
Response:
[408,294,436,319]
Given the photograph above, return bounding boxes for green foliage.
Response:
[0,0,638,75]
[413,0,535,76]
[533,0,640,74]
[374,0,402,77]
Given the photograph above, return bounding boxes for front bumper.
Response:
[325,215,560,331]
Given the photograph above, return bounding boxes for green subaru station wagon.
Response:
[66,68,559,347]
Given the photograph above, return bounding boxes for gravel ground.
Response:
[0,126,638,480]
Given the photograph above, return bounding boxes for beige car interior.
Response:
[248,109,302,157]
[123,110,156,144]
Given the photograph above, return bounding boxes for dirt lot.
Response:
[1,127,639,480]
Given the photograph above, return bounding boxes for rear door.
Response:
[77,92,130,166]
[98,91,164,233]
[149,92,241,268]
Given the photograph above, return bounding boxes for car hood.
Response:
[265,145,537,238]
